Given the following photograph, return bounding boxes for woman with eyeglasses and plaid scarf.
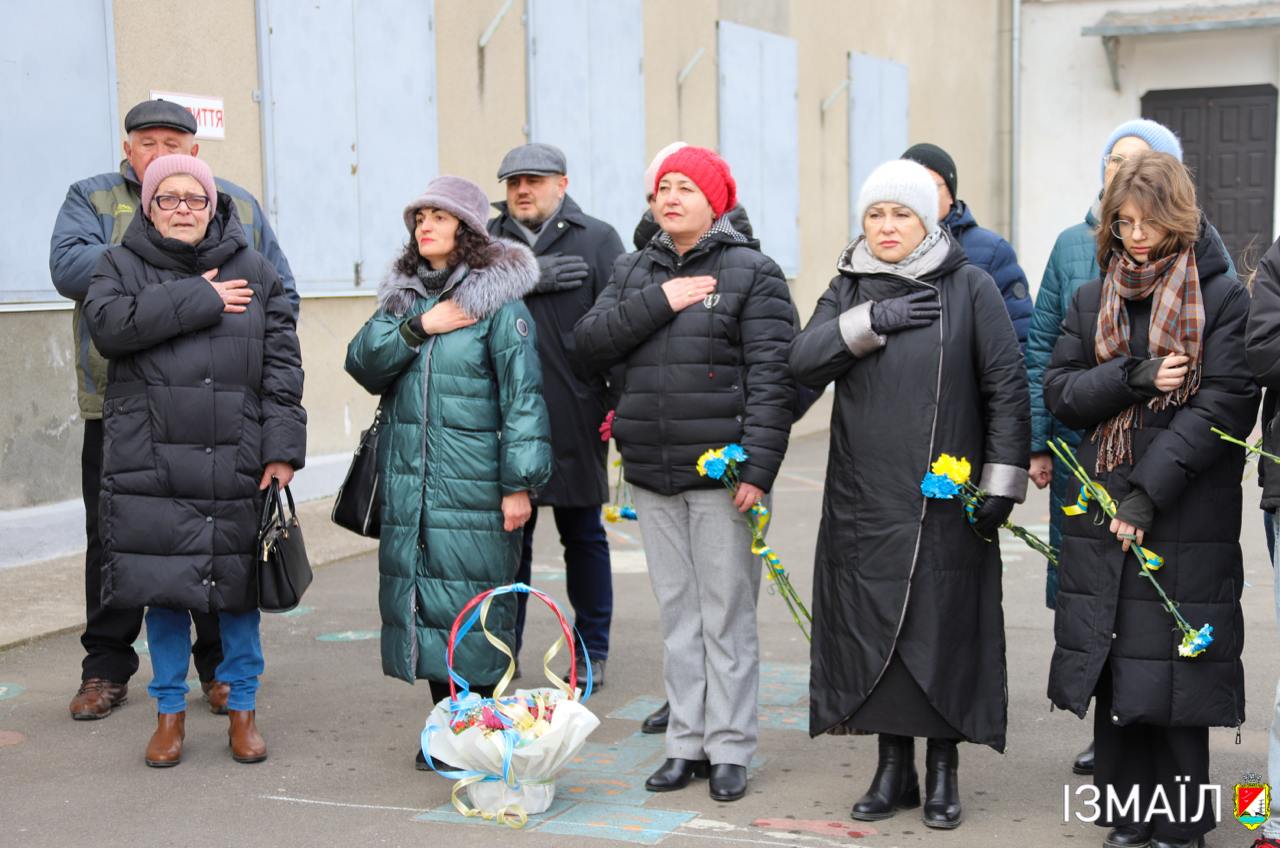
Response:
[1043,152,1258,848]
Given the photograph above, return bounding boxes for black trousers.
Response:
[79,419,223,684]
[514,506,613,661]
[1093,664,1213,841]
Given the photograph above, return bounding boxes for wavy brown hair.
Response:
[393,209,501,278]
[1096,151,1200,268]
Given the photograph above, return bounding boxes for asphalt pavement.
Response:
[1,430,1277,848]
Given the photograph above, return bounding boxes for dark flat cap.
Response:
[124,99,197,135]
[497,143,567,180]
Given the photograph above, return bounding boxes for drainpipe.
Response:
[1010,0,1021,251]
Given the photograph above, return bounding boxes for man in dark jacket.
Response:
[902,143,1032,350]
[488,143,624,687]
[48,99,298,721]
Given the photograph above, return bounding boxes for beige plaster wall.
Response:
[112,0,264,198]
[296,298,381,457]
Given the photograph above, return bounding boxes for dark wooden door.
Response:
[1143,84,1277,270]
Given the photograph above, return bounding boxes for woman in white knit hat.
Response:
[791,158,1030,829]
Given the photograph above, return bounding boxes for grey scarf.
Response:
[837,227,950,280]
[415,262,451,297]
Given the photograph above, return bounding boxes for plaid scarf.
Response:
[1092,245,1203,472]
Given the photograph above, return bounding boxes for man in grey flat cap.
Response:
[49,98,297,722]
[488,143,624,688]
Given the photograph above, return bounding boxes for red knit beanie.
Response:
[654,146,737,217]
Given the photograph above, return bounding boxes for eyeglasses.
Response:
[1110,217,1165,239]
[153,194,210,211]
[1103,153,1128,169]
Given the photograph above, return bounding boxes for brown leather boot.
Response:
[228,710,267,764]
[69,679,128,720]
[201,680,230,715]
[144,712,185,767]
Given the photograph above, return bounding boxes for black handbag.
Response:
[258,484,313,613]
[331,405,382,537]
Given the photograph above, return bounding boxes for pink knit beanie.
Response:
[141,154,217,219]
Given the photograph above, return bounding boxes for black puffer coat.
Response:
[790,234,1029,751]
[574,224,797,495]
[489,195,624,506]
[1043,226,1256,728]
[84,198,306,613]
[1246,235,1280,511]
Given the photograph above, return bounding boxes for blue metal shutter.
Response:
[717,21,800,276]
[2,0,117,302]
[526,0,644,240]
[260,0,438,292]
[848,51,909,237]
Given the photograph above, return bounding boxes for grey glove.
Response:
[534,254,590,293]
[869,290,942,335]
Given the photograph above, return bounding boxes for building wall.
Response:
[1018,0,1280,290]
[0,0,1010,522]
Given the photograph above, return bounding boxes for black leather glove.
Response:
[534,254,590,293]
[869,290,942,335]
[971,495,1015,537]
[1125,357,1164,399]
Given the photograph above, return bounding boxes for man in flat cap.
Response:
[49,98,298,722]
[488,143,624,688]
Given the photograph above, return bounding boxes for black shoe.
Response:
[644,758,710,792]
[1104,824,1153,848]
[415,747,459,773]
[1150,837,1202,848]
[851,734,920,822]
[1072,740,1095,775]
[709,764,748,802]
[642,701,670,734]
[563,658,605,692]
[922,739,962,829]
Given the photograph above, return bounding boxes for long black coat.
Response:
[1043,228,1256,728]
[790,235,1029,751]
[489,196,624,506]
[84,198,306,613]
[1246,235,1280,511]
[575,227,797,495]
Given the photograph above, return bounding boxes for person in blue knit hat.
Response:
[1023,117,1233,782]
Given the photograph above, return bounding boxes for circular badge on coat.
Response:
[516,317,530,337]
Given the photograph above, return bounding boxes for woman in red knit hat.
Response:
[576,146,798,802]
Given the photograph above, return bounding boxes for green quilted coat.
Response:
[345,240,551,685]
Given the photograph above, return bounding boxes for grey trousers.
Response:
[631,486,762,767]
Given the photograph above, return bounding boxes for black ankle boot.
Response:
[851,735,920,821]
[922,738,962,829]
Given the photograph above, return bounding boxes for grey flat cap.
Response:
[497,143,567,180]
[124,99,198,135]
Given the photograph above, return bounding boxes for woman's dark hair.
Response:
[1096,151,1200,267]
[393,210,501,277]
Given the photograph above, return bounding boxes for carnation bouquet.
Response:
[695,443,812,640]
[421,584,600,827]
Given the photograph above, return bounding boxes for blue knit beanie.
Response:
[1099,119,1183,181]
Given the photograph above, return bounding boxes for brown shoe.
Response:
[144,712,185,767]
[69,678,128,720]
[228,710,267,764]
[201,680,230,715]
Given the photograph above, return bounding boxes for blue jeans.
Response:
[145,607,263,714]
[515,506,613,661]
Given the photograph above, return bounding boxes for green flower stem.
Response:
[953,479,1058,566]
[1213,427,1280,464]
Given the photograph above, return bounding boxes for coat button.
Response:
[1111,632,1117,639]
[1112,714,1119,723]
[205,515,213,523]
[201,578,209,586]
[205,447,213,454]
[203,377,212,385]
[557,221,565,229]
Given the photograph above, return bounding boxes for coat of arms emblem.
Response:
[1235,773,1271,831]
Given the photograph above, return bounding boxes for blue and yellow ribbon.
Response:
[1062,483,1163,571]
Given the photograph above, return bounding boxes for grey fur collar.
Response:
[377,238,538,319]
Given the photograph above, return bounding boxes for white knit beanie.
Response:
[856,159,939,233]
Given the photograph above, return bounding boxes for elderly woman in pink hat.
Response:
[84,154,305,768]
[576,147,797,802]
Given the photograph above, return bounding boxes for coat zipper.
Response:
[863,274,944,701]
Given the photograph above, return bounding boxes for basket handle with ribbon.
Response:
[445,582,593,704]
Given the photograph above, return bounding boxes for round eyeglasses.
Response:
[1110,218,1165,240]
